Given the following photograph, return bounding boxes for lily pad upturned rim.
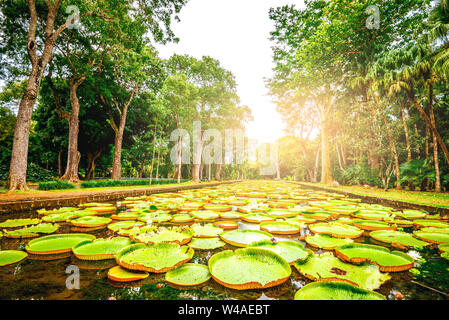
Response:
[294,281,386,300]
[208,248,292,290]
[107,266,149,282]
[248,239,312,265]
[334,243,415,272]
[352,219,396,231]
[369,230,429,248]
[72,237,132,260]
[165,263,211,287]
[219,229,273,247]
[259,221,302,235]
[413,231,449,244]
[25,233,96,255]
[70,216,112,228]
[305,234,353,250]
[115,243,194,273]
[213,220,239,230]
[0,250,28,267]
[240,213,276,224]
[309,222,363,239]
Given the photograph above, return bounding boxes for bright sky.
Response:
[156,0,304,144]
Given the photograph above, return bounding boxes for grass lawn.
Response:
[297,182,449,209]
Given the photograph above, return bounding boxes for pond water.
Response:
[0,181,448,300]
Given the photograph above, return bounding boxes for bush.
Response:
[0,162,57,182]
[80,179,188,189]
[38,180,75,190]
[335,161,380,187]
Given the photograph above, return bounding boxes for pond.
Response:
[0,181,448,300]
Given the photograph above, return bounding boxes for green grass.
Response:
[297,182,449,209]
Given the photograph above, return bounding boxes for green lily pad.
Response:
[37,207,78,215]
[108,221,145,232]
[42,211,81,222]
[413,231,449,244]
[107,266,149,282]
[309,222,363,238]
[267,209,298,218]
[0,250,28,267]
[294,252,391,290]
[165,263,211,286]
[25,233,96,255]
[188,238,226,250]
[369,230,429,248]
[220,229,272,247]
[191,211,220,221]
[352,219,395,231]
[111,212,140,221]
[139,212,173,223]
[305,234,353,250]
[335,243,415,272]
[134,227,193,245]
[294,281,386,300]
[300,211,336,220]
[0,218,40,228]
[248,240,312,264]
[3,223,59,238]
[259,221,302,234]
[353,210,391,221]
[191,223,223,238]
[419,227,449,234]
[241,213,276,223]
[219,211,242,220]
[208,248,291,290]
[115,243,194,273]
[203,204,232,212]
[438,243,449,253]
[70,216,112,228]
[413,220,449,228]
[214,220,239,229]
[171,214,194,223]
[72,237,132,260]
[395,210,427,220]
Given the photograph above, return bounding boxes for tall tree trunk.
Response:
[58,150,63,177]
[414,124,420,157]
[401,105,412,162]
[429,84,441,192]
[382,114,401,189]
[86,150,101,180]
[149,116,158,184]
[409,92,449,166]
[319,106,334,184]
[61,76,84,182]
[336,141,345,171]
[110,89,136,180]
[8,0,70,191]
[191,121,202,182]
[155,135,161,180]
[199,162,204,180]
[138,153,148,178]
[312,144,321,183]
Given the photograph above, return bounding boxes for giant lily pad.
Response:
[70,216,112,228]
[72,237,132,260]
[115,243,194,273]
[0,250,28,267]
[241,213,276,224]
[352,219,396,231]
[413,220,449,228]
[219,211,242,220]
[37,207,78,215]
[190,211,220,221]
[203,204,232,212]
[108,221,144,232]
[107,266,149,282]
[395,210,427,220]
[309,222,363,239]
[214,220,238,230]
[353,210,390,221]
[259,221,302,235]
[300,211,336,221]
[191,224,223,238]
[369,230,429,248]
[42,211,81,222]
[413,230,449,244]
[0,218,40,228]
[165,263,211,286]
[171,214,194,224]
[220,229,272,247]
[208,248,291,290]
[3,223,59,238]
[111,212,140,221]
[267,209,298,218]
[25,233,96,255]
[305,234,353,250]
[188,238,226,250]
[139,212,173,223]
[294,282,386,300]
[134,227,193,245]
[335,243,415,272]
[87,206,117,215]
[294,252,390,290]
[248,240,312,264]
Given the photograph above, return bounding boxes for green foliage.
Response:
[38,180,75,190]
[335,162,380,187]
[80,179,187,188]
[0,163,57,183]
[399,159,435,188]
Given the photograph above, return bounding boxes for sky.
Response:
[156,0,304,144]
